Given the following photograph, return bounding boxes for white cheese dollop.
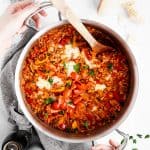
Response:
[65,61,76,76]
[64,44,80,59]
[95,84,106,91]
[52,76,63,85]
[91,106,98,112]
[36,76,63,90]
[105,74,111,81]
[36,77,51,90]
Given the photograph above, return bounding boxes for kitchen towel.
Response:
[0,22,92,150]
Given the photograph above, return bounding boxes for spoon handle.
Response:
[51,0,99,48]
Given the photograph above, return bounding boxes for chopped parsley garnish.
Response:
[83,121,89,129]
[89,69,95,76]
[145,134,150,139]
[107,62,113,70]
[83,65,89,69]
[73,63,80,73]
[133,139,137,144]
[67,101,73,105]
[73,128,78,133]
[129,136,133,140]
[44,113,48,118]
[50,61,55,64]
[66,80,72,87]
[46,70,50,73]
[59,110,65,115]
[63,62,67,69]
[48,78,53,84]
[120,139,124,144]
[136,134,142,138]
[65,127,71,133]
[44,97,55,104]
[122,133,150,149]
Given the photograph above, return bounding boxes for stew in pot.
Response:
[21,24,130,134]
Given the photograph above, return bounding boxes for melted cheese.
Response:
[36,77,51,90]
[52,76,63,85]
[91,106,98,112]
[105,74,111,81]
[65,61,76,76]
[95,84,106,91]
[64,44,80,59]
[37,91,43,95]
[36,76,63,90]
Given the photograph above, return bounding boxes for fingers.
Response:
[39,10,47,17]
[10,0,47,30]
[32,10,47,28]
[91,144,113,150]
[8,0,33,14]
[32,14,40,28]
[109,139,119,148]
[17,3,39,20]
[91,139,119,150]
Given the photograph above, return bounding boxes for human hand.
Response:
[0,0,47,50]
[91,139,119,150]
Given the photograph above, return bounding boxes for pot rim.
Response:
[15,19,139,143]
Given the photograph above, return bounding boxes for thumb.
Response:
[109,139,119,148]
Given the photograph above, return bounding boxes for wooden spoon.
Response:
[51,0,113,56]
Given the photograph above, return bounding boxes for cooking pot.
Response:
[15,1,138,146]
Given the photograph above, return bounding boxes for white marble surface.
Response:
[0,0,150,149]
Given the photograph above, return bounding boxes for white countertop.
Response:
[0,0,150,149]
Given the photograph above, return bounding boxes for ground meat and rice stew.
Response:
[21,24,130,135]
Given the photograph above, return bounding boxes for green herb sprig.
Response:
[44,97,55,104]
[120,133,150,150]
[73,63,80,73]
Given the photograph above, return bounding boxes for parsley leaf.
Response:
[129,136,133,140]
[133,139,137,144]
[59,110,65,115]
[65,127,71,133]
[83,121,89,129]
[145,135,150,139]
[89,69,95,76]
[48,78,53,84]
[136,134,142,138]
[44,97,55,104]
[44,113,48,118]
[67,101,73,105]
[63,62,67,69]
[66,80,72,87]
[73,63,80,73]
[107,62,113,70]
[83,65,89,69]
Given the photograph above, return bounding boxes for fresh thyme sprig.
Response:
[120,133,150,150]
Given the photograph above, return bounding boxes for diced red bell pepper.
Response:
[51,102,60,110]
[73,97,82,104]
[70,72,80,81]
[59,123,66,130]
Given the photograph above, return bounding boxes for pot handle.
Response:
[24,1,62,32]
[92,129,129,150]
[115,129,129,150]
